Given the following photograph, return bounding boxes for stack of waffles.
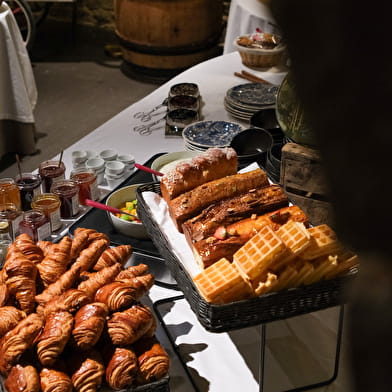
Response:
[194,222,359,304]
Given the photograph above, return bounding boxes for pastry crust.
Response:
[160,147,238,202]
[5,364,40,392]
[40,367,73,392]
[0,306,25,338]
[93,245,133,271]
[168,168,270,231]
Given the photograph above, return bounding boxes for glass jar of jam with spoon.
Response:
[70,168,99,206]
[15,173,42,211]
[50,180,80,218]
[0,178,21,210]
[39,160,66,193]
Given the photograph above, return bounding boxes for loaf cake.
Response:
[168,168,270,231]
[189,205,309,269]
[160,147,238,202]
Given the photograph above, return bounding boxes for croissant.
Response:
[36,311,74,367]
[93,245,133,271]
[35,265,82,307]
[67,349,105,392]
[37,236,72,287]
[77,263,122,298]
[4,364,40,392]
[0,306,25,338]
[5,252,37,314]
[105,347,138,390]
[38,289,91,318]
[95,274,154,311]
[115,263,149,280]
[70,230,90,261]
[40,367,73,392]
[72,302,108,351]
[37,240,55,257]
[0,282,9,306]
[0,313,44,375]
[133,337,170,384]
[72,239,108,272]
[74,228,110,247]
[7,233,44,264]
[107,304,155,345]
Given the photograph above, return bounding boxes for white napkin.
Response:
[142,162,262,278]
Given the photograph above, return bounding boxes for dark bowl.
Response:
[229,128,273,164]
[250,108,280,130]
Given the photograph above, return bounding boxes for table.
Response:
[223,0,280,54]
[50,52,353,392]
[0,1,37,157]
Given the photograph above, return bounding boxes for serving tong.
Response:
[133,98,168,122]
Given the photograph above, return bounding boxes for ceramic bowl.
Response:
[105,160,125,175]
[86,157,105,172]
[229,128,273,165]
[99,149,118,161]
[105,184,148,239]
[150,151,201,181]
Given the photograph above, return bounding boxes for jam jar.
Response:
[0,178,21,209]
[31,193,62,232]
[165,108,199,136]
[169,83,200,98]
[51,180,80,218]
[39,160,66,193]
[167,95,200,112]
[15,172,42,211]
[0,203,22,240]
[70,168,99,205]
[19,209,51,242]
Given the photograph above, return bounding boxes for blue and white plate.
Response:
[226,83,279,107]
[182,120,243,149]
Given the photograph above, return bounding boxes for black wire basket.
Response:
[137,182,357,333]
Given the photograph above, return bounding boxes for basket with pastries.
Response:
[136,147,359,332]
[0,229,170,392]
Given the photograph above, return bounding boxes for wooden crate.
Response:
[280,142,335,226]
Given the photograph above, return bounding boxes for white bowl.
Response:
[86,157,105,171]
[105,160,125,175]
[99,149,117,161]
[72,150,88,163]
[105,184,148,239]
[150,151,201,181]
[117,154,135,169]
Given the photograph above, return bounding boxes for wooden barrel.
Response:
[114,0,224,78]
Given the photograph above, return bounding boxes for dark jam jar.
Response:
[168,95,199,111]
[15,173,42,211]
[169,83,199,98]
[165,108,199,136]
[70,168,99,206]
[38,160,66,193]
[51,180,79,218]
[0,203,22,240]
[19,209,51,242]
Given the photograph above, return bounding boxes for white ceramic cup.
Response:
[99,149,117,161]
[105,160,125,175]
[86,157,105,172]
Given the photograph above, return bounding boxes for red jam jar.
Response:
[0,203,22,240]
[31,193,62,232]
[51,180,80,218]
[0,178,21,209]
[15,173,42,211]
[39,160,66,193]
[19,209,51,242]
[70,168,99,205]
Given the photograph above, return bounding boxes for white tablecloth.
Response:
[0,1,37,123]
[223,0,280,54]
[53,52,353,392]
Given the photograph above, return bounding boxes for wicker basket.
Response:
[234,38,286,68]
[136,182,357,333]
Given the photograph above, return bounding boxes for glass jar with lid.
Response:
[0,178,21,210]
[70,168,100,205]
[0,203,22,240]
[19,209,51,242]
[31,193,62,232]
[50,180,79,218]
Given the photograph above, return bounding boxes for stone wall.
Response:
[49,0,231,35]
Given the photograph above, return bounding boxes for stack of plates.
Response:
[224,83,279,121]
[182,120,243,152]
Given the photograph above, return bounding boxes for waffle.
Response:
[233,225,287,287]
[299,224,342,260]
[272,221,312,272]
[193,258,253,304]
[289,261,315,287]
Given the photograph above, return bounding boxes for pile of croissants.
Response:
[0,228,170,392]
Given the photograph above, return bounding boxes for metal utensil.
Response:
[133,116,166,136]
[133,98,168,122]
